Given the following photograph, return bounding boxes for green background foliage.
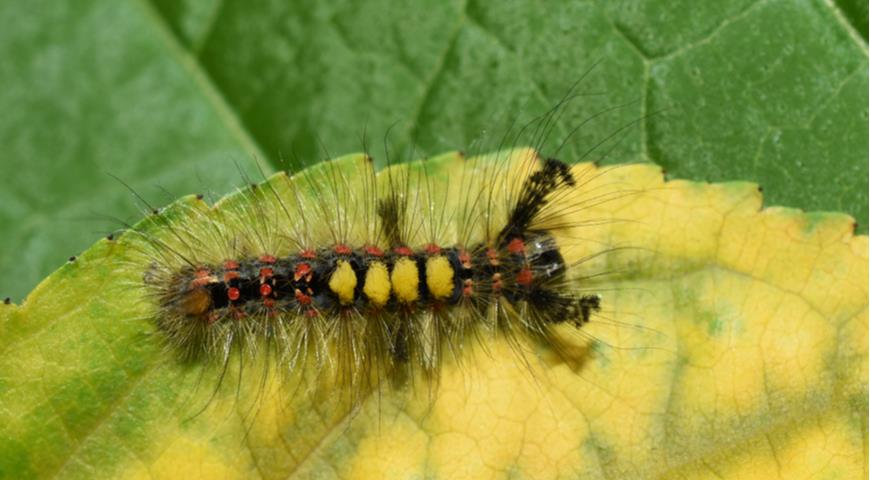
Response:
[0,0,866,303]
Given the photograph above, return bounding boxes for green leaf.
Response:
[1,2,867,476]
[0,0,262,303]
[0,0,866,302]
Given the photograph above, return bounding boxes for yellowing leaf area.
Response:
[0,151,865,479]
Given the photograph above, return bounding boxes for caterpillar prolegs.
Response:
[133,147,625,398]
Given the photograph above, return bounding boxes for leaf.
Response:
[0,0,866,304]
[0,152,865,479]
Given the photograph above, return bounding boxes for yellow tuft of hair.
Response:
[328,260,357,305]
[363,261,391,308]
[391,257,420,303]
[425,256,454,300]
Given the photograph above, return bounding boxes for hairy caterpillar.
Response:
[122,96,644,403]
[125,147,633,402]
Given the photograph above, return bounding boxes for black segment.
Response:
[170,230,595,329]
[182,235,571,316]
[444,248,469,303]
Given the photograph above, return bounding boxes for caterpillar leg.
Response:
[574,294,601,326]
[559,294,601,328]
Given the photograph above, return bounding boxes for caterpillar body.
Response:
[134,147,622,397]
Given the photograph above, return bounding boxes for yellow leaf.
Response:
[0,152,865,479]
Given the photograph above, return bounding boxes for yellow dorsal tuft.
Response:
[425,256,454,300]
[391,257,420,303]
[363,261,391,308]
[328,260,357,305]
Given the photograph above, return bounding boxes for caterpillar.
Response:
[128,140,633,402]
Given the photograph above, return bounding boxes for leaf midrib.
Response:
[134,0,269,164]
